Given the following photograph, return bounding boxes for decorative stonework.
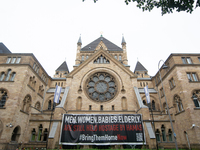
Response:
[85,72,118,102]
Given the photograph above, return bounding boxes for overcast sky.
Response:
[1,0,200,77]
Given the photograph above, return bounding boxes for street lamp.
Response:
[158,60,179,150]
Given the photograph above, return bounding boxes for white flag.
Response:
[144,85,150,104]
[54,85,62,103]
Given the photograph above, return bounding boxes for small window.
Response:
[6,57,11,64]
[156,130,160,142]
[0,90,7,108]
[114,55,117,59]
[11,57,16,64]
[168,129,173,141]
[169,78,176,89]
[174,95,184,112]
[161,125,166,142]
[16,57,21,64]
[187,72,198,82]
[5,69,11,81]
[86,55,89,59]
[182,57,192,64]
[152,100,156,110]
[37,124,43,141]
[81,55,84,61]
[89,105,92,110]
[0,72,5,81]
[31,128,36,141]
[48,100,52,110]
[119,55,122,61]
[112,105,114,110]
[10,72,16,81]
[198,57,200,62]
[100,105,103,111]
[192,92,200,107]
[43,128,48,141]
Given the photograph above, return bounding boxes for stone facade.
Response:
[0,38,200,149]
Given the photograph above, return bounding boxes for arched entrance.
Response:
[11,126,21,142]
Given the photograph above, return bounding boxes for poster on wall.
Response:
[59,114,145,145]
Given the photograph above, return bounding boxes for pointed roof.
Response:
[121,35,126,44]
[134,61,148,73]
[77,35,82,44]
[80,36,123,52]
[56,61,69,72]
[0,43,12,54]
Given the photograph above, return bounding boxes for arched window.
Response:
[31,128,36,141]
[161,125,166,142]
[174,95,184,112]
[48,100,52,110]
[37,124,43,141]
[155,129,160,142]
[5,69,11,81]
[168,129,173,141]
[35,102,41,110]
[43,128,48,141]
[0,72,5,81]
[192,91,200,107]
[11,126,21,142]
[143,100,146,105]
[10,72,16,81]
[0,90,8,108]
[152,100,156,110]
[53,102,56,110]
[22,95,31,113]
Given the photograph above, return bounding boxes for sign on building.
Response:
[60,114,145,145]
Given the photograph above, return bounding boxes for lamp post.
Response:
[158,60,179,150]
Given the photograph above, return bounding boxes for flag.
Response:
[144,85,150,104]
[54,85,62,103]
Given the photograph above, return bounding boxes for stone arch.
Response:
[11,126,21,142]
[45,95,62,110]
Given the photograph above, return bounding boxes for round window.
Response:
[86,72,118,102]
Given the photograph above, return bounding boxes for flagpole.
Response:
[46,104,54,149]
[144,85,158,150]
[150,104,158,150]
[46,85,62,150]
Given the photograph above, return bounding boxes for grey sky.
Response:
[0,0,200,77]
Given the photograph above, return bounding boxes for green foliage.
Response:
[83,0,200,15]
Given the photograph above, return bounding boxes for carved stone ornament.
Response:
[85,72,118,102]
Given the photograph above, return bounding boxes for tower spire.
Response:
[121,34,126,44]
[77,34,82,45]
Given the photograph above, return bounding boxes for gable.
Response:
[67,49,136,78]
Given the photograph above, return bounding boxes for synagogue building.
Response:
[0,35,200,149]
